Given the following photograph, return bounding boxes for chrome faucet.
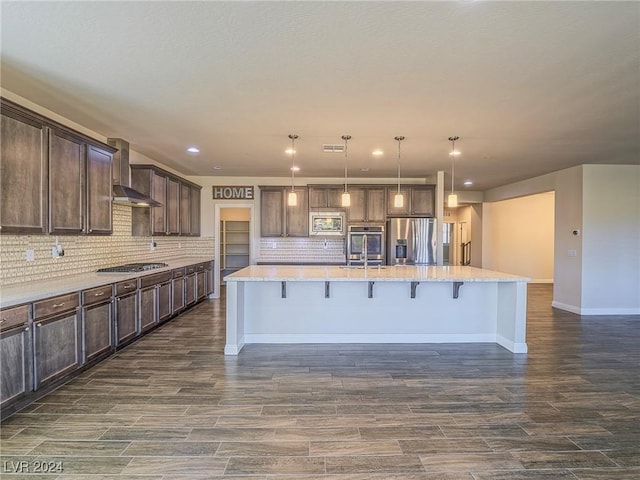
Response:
[361,234,368,271]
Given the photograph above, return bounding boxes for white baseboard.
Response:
[551,301,582,314]
[496,334,528,353]
[552,301,640,315]
[244,333,497,344]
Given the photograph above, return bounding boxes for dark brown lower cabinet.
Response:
[0,322,32,408]
[158,282,172,322]
[196,264,206,301]
[172,275,185,315]
[185,273,197,306]
[82,285,114,363]
[139,286,157,333]
[82,301,113,362]
[139,272,172,331]
[33,311,81,390]
[205,261,214,296]
[115,291,138,347]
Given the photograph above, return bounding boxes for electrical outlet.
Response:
[51,244,64,258]
[272,241,277,249]
[150,241,157,251]
[26,249,35,262]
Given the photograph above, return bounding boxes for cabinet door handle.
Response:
[52,302,65,308]
[0,319,6,324]
[94,292,105,297]
[123,284,134,289]
[24,327,29,332]
[36,323,42,327]
[89,228,93,233]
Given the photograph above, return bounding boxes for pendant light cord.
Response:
[394,136,405,195]
[449,136,459,194]
[342,135,351,193]
[289,134,298,193]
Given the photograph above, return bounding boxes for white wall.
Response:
[484,164,640,315]
[482,192,555,282]
[552,166,584,312]
[470,204,483,268]
[581,165,640,313]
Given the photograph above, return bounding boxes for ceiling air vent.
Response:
[322,144,345,153]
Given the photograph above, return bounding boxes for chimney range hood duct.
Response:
[108,138,162,207]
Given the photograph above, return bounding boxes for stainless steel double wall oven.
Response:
[346,225,385,266]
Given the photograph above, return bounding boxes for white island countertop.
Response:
[0,257,214,309]
[224,265,529,283]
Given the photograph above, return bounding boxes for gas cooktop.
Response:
[97,262,168,273]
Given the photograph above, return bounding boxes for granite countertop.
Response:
[0,257,214,309]
[224,265,530,283]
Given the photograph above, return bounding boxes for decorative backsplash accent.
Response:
[0,204,214,286]
[258,237,346,264]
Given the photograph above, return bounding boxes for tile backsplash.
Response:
[257,237,346,264]
[0,204,214,286]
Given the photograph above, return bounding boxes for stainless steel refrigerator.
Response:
[386,218,437,265]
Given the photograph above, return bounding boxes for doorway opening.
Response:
[214,204,254,298]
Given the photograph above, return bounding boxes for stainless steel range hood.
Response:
[107,138,161,207]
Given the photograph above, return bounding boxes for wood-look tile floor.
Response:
[1,284,639,479]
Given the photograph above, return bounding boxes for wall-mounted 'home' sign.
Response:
[212,186,255,200]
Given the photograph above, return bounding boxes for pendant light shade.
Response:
[341,135,351,207]
[448,136,460,208]
[287,134,298,207]
[394,136,405,208]
[287,190,298,207]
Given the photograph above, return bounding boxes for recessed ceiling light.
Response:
[187,146,200,153]
[213,165,222,170]
[360,168,370,172]
[285,148,296,155]
[290,166,300,172]
[464,180,473,186]
[372,149,384,156]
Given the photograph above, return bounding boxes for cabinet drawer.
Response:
[196,263,206,272]
[82,285,113,306]
[0,304,30,331]
[115,280,138,297]
[33,293,79,320]
[185,265,196,275]
[172,268,185,278]
[140,271,172,288]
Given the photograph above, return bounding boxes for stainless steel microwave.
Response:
[309,211,345,236]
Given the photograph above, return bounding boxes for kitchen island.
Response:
[224,265,529,355]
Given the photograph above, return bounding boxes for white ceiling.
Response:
[1,1,638,191]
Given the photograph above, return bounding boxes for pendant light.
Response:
[448,136,460,208]
[287,134,298,207]
[393,136,405,208]
[341,135,352,207]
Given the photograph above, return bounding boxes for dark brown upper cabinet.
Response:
[130,164,202,237]
[1,98,115,235]
[260,186,309,237]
